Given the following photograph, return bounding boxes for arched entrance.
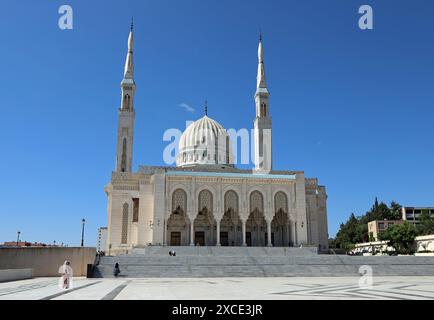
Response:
[167,189,190,246]
[247,191,266,246]
[272,191,290,247]
[194,190,216,246]
[221,190,242,246]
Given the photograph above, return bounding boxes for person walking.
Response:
[113,262,120,277]
[58,260,73,290]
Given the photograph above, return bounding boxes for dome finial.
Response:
[204,100,208,116]
[130,17,134,31]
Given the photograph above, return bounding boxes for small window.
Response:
[414,209,421,214]
[378,222,385,229]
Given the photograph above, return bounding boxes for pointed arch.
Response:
[167,188,189,246]
[249,190,264,213]
[222,190,241,246]
[274,191,288,214]
[247,191,266,246]
[123,94,131,110]
[171,188,188,214]
[272,191,289,247]
[224,190,238,213]
[193,189,215,246]
[198,189,213,214]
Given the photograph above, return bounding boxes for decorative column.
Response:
[286,222,290,247]
[216,218,221,246]
[190,222,194,246]
[242,219,247,246]
[266,219,272,247]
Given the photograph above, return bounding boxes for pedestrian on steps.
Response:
[113,262,120,277]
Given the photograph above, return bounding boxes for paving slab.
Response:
[1,276,434,300]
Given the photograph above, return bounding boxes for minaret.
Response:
[115,22,136,173]
[253,32,272,173]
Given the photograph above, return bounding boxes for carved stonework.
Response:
[198,189,213,213]
[172,189,187,213]
[274,191,288,214]
[114,185,140,191]
[250,191,264,213]
[121,203,129,244]
[224,190,239,213]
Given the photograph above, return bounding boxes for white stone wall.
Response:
[305,179,329,251]
[137,177,153,246]
[106,169,328,252]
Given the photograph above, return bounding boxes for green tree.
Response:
[389,201,402,220]
[416,210,434,236]
[331,199,403,250]
[378,222,416,254]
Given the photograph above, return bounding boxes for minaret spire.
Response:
[116,24,137,173]
[257,32,267,89]
[124,21,134,79]
[253,32,272,173]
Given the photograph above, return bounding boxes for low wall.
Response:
[416,234,434,252]
[0,269,33,282]
[0,247,96,277]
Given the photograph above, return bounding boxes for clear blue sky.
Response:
[0,0,433,246]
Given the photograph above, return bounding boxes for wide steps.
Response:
[93,246,434,278]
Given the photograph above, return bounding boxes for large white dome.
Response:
[176,115,234,167]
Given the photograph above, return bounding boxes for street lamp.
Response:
[81,218,86,247]
[16,231,21,246]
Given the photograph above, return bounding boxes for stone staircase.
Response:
[93,246,434,278]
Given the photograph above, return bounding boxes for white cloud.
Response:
[179,103,195,113]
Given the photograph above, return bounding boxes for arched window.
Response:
[121,138,127,172]
[250,191,264,213]
[224,190,239,213]
[121,203,129,244]
[274,192,288,214]
[124,94,130,110]
[198,190,213,214]
[172,189,187,214]
[261,102,267,117]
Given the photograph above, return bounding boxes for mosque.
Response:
[104,26,329,255]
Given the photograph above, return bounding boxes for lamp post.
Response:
[16,231,21,246]
[81,219,86,247]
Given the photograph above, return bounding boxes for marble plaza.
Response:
[1,277,434,300]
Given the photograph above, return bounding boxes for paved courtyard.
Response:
[0,277,433,300]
